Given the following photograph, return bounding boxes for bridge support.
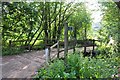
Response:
[57,41,60,58]
[64,22,68,66]
[45,48,50,65]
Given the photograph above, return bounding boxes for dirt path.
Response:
[1,47,91,78]
[1,48,72,78]
[1,50,46,78]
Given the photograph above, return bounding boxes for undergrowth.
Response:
[34,53,119,79]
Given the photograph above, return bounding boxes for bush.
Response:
[34,53,118,79]
[2,47,24,56]
[96,42,118,58]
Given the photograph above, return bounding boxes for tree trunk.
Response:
[44,2,49,47]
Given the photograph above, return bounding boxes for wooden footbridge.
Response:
[2,22,101,78]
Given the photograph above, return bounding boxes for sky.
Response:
[85,0,103,30]
[65,0,103,23]
[86,2,102,23]
[65,0,103,30]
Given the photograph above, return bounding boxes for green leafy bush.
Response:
[96,42,118,58]
[34,53,118,79]
[2,47,24,56]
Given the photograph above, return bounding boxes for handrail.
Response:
[50,41,59,50]
[11,38,59,42]
[45,40,60,64]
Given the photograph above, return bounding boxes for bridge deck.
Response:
[1,47,93,78]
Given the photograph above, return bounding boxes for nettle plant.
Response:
[34,53,118,78]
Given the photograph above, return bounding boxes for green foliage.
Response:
[2,2,91,55]
[99,2,120,52]
[68,3,92,40]
[96,45,112,58]
[35,59,65,78]
[34,53,118,78]
[95,39,118,59]
[2,47,24,56]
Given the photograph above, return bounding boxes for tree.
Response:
[99,2,120,55]
[2,1,92,54]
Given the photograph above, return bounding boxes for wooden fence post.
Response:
[45,48,50,65]
[64,22,68,65]
[57,41,59,58]
[93,39,95,52]
[84,39,87,54]
[73,39,76,53]
[9,40,12,47]
[73,26,77,53]
[28,44,31,51]
[48,47,51,62]
[9,40,12,54]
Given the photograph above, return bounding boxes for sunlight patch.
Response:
[23,65,28,70]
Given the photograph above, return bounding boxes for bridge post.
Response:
[84,39,86,54]
[9,40,12,47]
[93,39,95,52]
[64,22,68,65]
[9,40,12,54]
[73,25,77,53]
[28,44,31,52]
[45,48,50,65]
[73,40,76,53]
[57,41,59,58]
